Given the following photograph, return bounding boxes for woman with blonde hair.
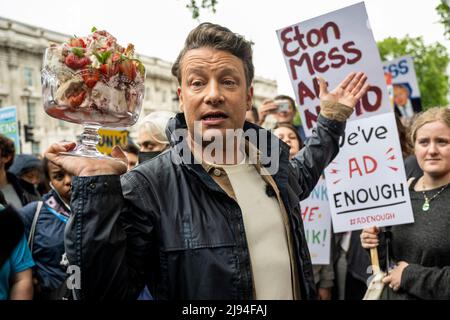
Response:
[361,107,450,299]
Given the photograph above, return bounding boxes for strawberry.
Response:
[82,69,100,88]
[112,53,121,63]
[69,37,86,48]
[65,53,90,70]
[99,63,119,78]
[119,59,136,81]
[99,64,108,75]
[67,91,86,107]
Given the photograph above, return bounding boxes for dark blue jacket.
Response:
[19,189,69,291]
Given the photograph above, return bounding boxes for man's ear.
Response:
[246,86,254,112]
[177,87,184,112]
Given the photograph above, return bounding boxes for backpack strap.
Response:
[28,201,43,253]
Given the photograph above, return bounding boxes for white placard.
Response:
[383,55,421,98]
[300,177,331,265]
[383,55,422,119]
[324,112,414,232]
[276,2,391,137]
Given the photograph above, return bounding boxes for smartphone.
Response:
[275,100,290,113]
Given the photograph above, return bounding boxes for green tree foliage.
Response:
[436,0,450,39]
[378,36,449,109]
[185,0,218,19]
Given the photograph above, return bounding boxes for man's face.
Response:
[274,101,296,124]
[177,48,253,144]
[394,86,409,106]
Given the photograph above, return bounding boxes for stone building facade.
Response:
[0,17,278,154]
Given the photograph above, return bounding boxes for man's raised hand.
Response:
[318,72,369,109]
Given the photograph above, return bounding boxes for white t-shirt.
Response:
[220,161,293,300]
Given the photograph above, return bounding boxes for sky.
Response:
[0,0,448,96]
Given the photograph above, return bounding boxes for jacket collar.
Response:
[44,189,71,216]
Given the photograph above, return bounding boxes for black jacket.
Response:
[6,172,40,206]
[65,113,345,300]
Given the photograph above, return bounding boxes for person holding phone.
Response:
[258,95,306,141]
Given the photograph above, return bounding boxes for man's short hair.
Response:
[0,134,15,170]
[171,22,254,88]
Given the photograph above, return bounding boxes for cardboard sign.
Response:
[97,128,128,155]
[383,55,422,120]
[276,2,391,137]
[324,112,414,232]
[384,71,394,108]
[0,106,21,153]
[300,177,331,265]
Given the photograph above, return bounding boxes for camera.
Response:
[274,100,290,113]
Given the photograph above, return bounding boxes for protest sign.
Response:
[97,128,128,155]
[300,177,331,265]
[324,112,414,232]
[383,55,422,120]
[0,106,21,153]
[384,71,394,108]
[276,2,391,137]
[277,2,414,232]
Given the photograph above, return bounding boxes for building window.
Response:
[24,67,34,87]
[27,101,36,126]
[31,141,40,155]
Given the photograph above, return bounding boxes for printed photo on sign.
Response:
[324,112,414,232]
[276,2,391,137]
[300,177,331,265]
[383,55,422,125]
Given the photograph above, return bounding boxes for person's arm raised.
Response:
[290,72,369,200]
[318,71,369,122]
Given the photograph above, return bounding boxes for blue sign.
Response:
[0,106,21,154]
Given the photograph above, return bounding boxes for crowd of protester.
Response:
[0,22,449,301]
